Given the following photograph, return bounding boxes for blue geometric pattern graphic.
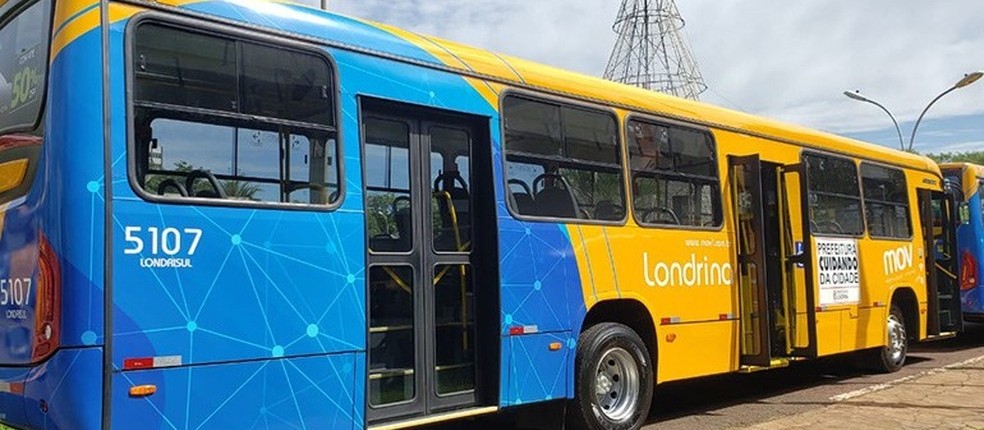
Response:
[494,137,585,403]
[114,353,362,429]
[0,1,598,428]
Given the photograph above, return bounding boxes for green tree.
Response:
[924,151,984,165]
[221,180,263,200]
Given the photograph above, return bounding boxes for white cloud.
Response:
[312,0,984,147]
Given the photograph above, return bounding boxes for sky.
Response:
[304,0,984,154]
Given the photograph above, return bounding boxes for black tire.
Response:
[866,304,908,373]
[568,323,654,430]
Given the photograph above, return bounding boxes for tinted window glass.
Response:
[134,27,238,112]
[143,118,336,204]
[861,163,911,239]
[241,43,333,125]
[627,118,721,228]
[563,106,618,164]
[806,155,860,196]
[364,118,412,253]
[503,96,562,157]
[861,163,907,204]
[980,180,984,214]
[805,154,863,235]
[0,0,51,133]
[132,24,339,207]
[503,96,625,222]
[430,126,471,253]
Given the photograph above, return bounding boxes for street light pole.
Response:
[843,90,905,151]
[907,71,983,152]
[843,71,983,153]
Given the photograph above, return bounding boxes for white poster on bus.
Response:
[815,237,860,306]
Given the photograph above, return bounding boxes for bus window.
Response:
[0,0,51,135]
[627,119,721,228]
[131,24,339,206]
[980,180,984,215]
[430,126,472,253]
[861,163,911,239]
[502,95,625,222]
[364,118,413,253]
[804,154,863,236]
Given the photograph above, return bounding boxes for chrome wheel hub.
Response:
[887,313,906,365]
[594,347,640,421]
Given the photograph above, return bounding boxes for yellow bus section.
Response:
[565,125,939,383]
[365,12,943,383]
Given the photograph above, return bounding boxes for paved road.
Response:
[644,322,984,429]
[420,323,984,429]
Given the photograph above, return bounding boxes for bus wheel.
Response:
[868,305,907,373]
[568,323,653,430]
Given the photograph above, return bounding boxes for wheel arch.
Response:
[580,298,658,379]
[890,287,919,341]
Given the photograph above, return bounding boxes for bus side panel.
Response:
[48,9,107,358]
[0,7,109,430]
[107,11,366,429]
[960,181,984,315]
[113,352,361,429]
[500,332,573,406]
[497,204,586,405]
[22,348,104,430]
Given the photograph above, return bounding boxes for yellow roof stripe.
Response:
[50,5,98,60]
[53,0,98,32]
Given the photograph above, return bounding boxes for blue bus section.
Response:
[959,186,984,316]
[102,1,584,427]
[498,222,584,405]
[0,9,107,430]
[46,20,107,357]
[112,352,362,429]
[0,348,103,430]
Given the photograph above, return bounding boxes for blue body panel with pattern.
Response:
[0,1,589,429]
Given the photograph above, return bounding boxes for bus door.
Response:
[922,188,963,335]
[730,155,810,366]
[361,101,496,423]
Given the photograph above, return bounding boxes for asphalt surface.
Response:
[415,323,984,430]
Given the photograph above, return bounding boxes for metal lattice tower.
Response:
[604,0,707,100]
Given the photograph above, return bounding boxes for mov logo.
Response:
[883,244,913,276]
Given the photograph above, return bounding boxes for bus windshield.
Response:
[0,0,50,134]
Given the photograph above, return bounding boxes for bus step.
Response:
[739,358,790,373]
[924,332,958,341]
[368,406,499,430]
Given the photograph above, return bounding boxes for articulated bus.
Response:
[0,0,965,429]
[942,163,984,320]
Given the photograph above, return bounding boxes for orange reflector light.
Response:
[129,385,157,397]
[665,333,677,343]
[0,158,28,194]
[548,342,562,351]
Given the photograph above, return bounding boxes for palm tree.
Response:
[221,180,263,200]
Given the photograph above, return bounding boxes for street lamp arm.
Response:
[865,98,905,152]
[843,91,905,151]
[907,86,957,152]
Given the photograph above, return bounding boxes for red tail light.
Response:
[32,235,61,361]
[961,250,979,292]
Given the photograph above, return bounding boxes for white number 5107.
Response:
[124,227,203,256]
